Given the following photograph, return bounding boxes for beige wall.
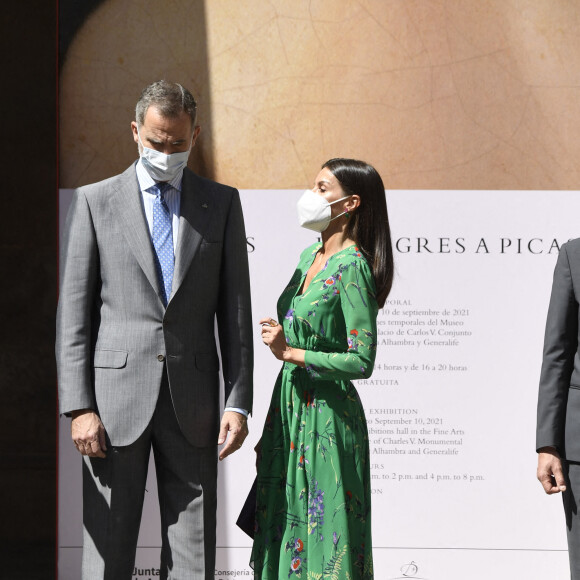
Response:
[60,0,580,190]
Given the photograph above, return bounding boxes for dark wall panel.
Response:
[0,1,58,578]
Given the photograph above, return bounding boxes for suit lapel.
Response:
[112,165,163,301]
[172,170,209,297]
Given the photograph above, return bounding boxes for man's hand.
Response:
[537,446,567,494]
[218,411,248,461]
[71,409,107,458]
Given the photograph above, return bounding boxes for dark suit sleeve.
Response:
[536,243,578,452]
[216,190,253,414]
[55,189,99,415]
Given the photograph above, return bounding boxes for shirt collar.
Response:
[136,158,184,194]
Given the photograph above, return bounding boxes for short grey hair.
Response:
[135,80,197,127]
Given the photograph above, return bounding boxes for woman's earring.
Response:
[345,212,350,218]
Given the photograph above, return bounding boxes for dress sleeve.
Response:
[303,258,379,381]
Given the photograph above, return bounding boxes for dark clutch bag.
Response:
[236,477,257,538]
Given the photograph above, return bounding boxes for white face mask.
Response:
[137,127,193,182]
[296,189,351,232]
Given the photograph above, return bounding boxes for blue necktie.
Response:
[152,182,174,306]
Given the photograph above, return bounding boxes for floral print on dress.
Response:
[285,535,306,577]
[251,243,377,579]
[348,329,359,351]
[307,478,325,538]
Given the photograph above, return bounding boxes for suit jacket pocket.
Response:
[195,352,220,372]
[93,349,128,369]
[200,239,223,249]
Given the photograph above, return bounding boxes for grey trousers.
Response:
[81,373,217,580]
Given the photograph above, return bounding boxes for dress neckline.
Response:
[296,243,357,297]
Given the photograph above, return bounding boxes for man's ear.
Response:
[131,121,139,145]
[191,125,201,147]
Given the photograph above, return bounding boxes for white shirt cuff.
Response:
[224,407,249,417]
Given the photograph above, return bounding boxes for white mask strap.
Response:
[327,194,352,206]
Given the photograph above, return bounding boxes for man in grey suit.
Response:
[537,238,580,578]
[56,80,253,579]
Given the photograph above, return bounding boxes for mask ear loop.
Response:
[328,195,352,223]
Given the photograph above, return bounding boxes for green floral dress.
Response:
[251,243,377,579]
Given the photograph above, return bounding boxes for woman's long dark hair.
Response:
[323,158,394,308]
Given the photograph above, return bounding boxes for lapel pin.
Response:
[201,203,208,209]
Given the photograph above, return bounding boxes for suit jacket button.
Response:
[157,354,165,362]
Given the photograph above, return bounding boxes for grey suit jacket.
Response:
[537,238,580,460]
[56,164,253,447]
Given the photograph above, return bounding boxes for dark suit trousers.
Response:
[81,371,217,580]
[564,461,580,579]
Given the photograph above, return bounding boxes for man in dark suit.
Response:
[537,239,580,578]
[56,80,253,579]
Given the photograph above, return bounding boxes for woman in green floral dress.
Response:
[251,159,394,579]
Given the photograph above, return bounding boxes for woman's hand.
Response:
[260,317,307,366]
[260,317,290,360]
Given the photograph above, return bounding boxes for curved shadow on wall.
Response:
[59,0,215,187]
